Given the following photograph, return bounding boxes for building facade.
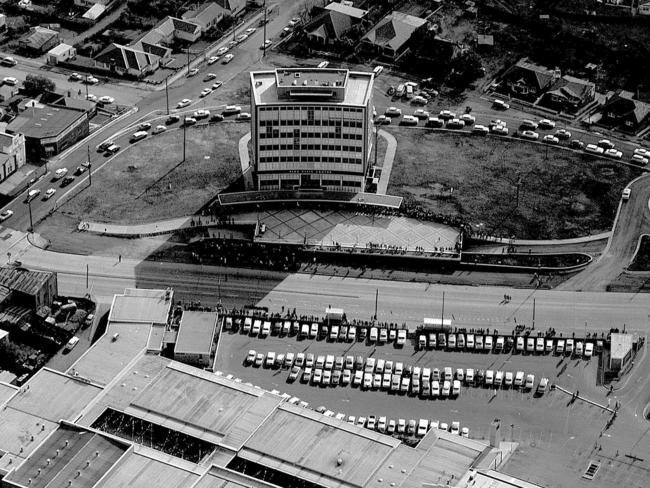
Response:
[250,68,374,192]
[0,131,26,183]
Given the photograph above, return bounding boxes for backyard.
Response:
[386,129,641,240]
[57,122,246,224]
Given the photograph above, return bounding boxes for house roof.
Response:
[95,43,160,73]
[545,74,594,102]
[307,10,353,41]
[172,17,201,34]
[182,2,226,29]
[215,0,247,12]
[477,34,493,46]
[47,42,73,56]
[0,267,54,297]
[20,27,58,50]
[140,41,171,59]
[505,58,557,91]
[82,3,106,20]
[362,11,427,52]
[603,89,650,124]
[325,1,367,19]
[0,131,17,152]
[7,106,86,140]
[610,333,633,359]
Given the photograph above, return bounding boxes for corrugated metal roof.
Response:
[0,267,53,297]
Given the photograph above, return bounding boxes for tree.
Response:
[449,52,484,88]
[22,74,55,95]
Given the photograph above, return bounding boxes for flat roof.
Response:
[251,69,373,106]
[610,333,634,359]
[175,311,218,355]
[94,450,200,488]
[124,362,279,447]
[69,321,151,386]
[6,106,86,140]
[4,424,128,488]
[6,368,102,423]
[240,404,398,488]
[193,465,280,488]
[109,289,171,324]
[0,408,58,461]
[0,380,17,405]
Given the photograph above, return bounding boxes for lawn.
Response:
[629,235,650,272]
[58,122,246,224]
[386,129,641,240]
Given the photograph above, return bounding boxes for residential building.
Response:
[600,89,650,133]
[360,11,427,60]
[0,328,8,344]
[182,2,226,30]
[174,311,218,368]
[46,43,77,65]
[0,267,57,310]
[215,0,247,16]
[73,0,109,6]
[250,68,374,192]
[94,43,162,78]
[18,26,59,53]
[306,2,367,45]
[0,13,6,32]
[0,131,26,183]
[39,91,97,117]
[498,58,560,101]
[609,333,633,372]
[640,1,650,14]
[5,106,89,161]
[539,75,596,113]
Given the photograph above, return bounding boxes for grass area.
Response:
[629,235,650,272]
[386,129,641,240]
[58,123,246,224]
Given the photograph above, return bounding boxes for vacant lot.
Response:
[387,129,641,239]
[59,123,245,224]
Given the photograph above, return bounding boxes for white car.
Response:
[98,96,114,104]
[236,33,248,43]
[585,144,604,154]
[634,147,650,158]
[223,105,242,115]
[216,47,228,56]
[245,27,257,34]
[413,109,430,119]
[605,148,622,159]
[207,56,219,65]
[44,188,56,200]
[373,66,384,76]
[521,130,539,141]
[152,125,167,134]
[631,154,648,165]
[385,107,402,117]
[69,72,83,81]
[490,125,509,135]
[622,188,631,200]
[438,110,456,120]
[54,168,68,180]
[176,99,192,108]
[374,115,390,125]
[27,189,41,201]
[472,124,489,135]
[200,88,212,97]
[86,75,99,84]
[187,68,199,77]
[450,421,460,435]
[193,109,210,119]
[86,94,97,102]
[538,119,555,129]
[0,210,13,221]
[261,39,272,49]
[542,135,559,144]
[521,119,538,130]
[236,112,251,121]
[222,54,234,64]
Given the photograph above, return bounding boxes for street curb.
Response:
[553,384,615,413]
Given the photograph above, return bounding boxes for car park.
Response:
[288,366,300,382]
[521,130,539,141]
[466,334,474,349]
[455,368,464,381]
[514,371,524,387]
[431,380,440,397]
[484,335,493,351]
[396,329,407,346]
[452,380,461,396]
[495,336,504,352]
[465,368,474,384]
[450,421,460,435]
[556,339,565,354]
[516,336,524,352]
[261,321,270,337]
[352,370,362,386]
[526,337,535,353]
[295,352,305,367]
[428,333,436,348]
[538,119,555,129]
[252,320,261,335]
[545,339,554,353]
[400,377,410,393]
[475,335,484,350]
[310,323,318,338]
[566,339,574,355]
[342,369,352,384]
[485,370,494,386]
[348,326,356,341]
[441,380,451,396]
[417,419,428,436]
[254,353,264,367]
[494,371,503,387]
[265,352,275,368]
[585,342,594,357]
[575,341,584,356]
[312,369,323,384]
[322,370,331,386]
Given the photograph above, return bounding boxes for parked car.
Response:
[385,107,402,117]
[166,115,180,125]
[413,108,430,119]
[98,95,114,104]
[543,135,559,144]
[605,148,623,159]
[0,210,13,221]
[223,105,242,115]
[207,56,219,64]
[631,154,649,166]
[597,139,615,150]
[570,139,585,149]
[44,188,56,200]
[222,54,234,64]
[176,99,192,108]
[521,130,539,141]
[555,128,571,140]
[236,112,251,121]
[187,68,199,77]
[200,88,212,97]
[521,119,538,130]
[538,119,555,129]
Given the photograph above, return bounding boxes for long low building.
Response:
[0,287,537,488]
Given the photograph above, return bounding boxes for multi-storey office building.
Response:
[250,68,374,192]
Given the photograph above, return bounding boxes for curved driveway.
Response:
[559,173,650,291]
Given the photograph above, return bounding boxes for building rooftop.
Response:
[610,333,634,359]
[325,1,367,19]
[4,423,129,488]
[362,11,427,53]
[193,465,280,488]
[0,409,58,469]
[5,106,86,140]
[0,379,17,405]
[175,311,218,356]
[0,267,53,297]
[108,288,172,324]
[47,42,73,56]
[251,69,373,107]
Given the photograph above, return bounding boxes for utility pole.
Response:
[165,75,170,115]
[374,288,378,321]
[186,48,190,76]
[182,122,187,162]
[27,200,33,232]
[87,145,92,187]
[532,298,536,330]
[86,264,89,289]
[262,0,268,57]
[441,291,445,326]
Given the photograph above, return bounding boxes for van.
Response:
[329,325,339,341]
[396,84,405,97]
[447,334,456,349]
[243,317,252,333]
[537,377,549,394]
[65,336,80,351]
[466,334,474,349]
[444,367,453,381]
[130,131,148,143]
[405,84,414,99]
[400,115,418,126]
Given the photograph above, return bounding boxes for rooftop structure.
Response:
[108,288,172,324]
[174,311,218,367]
[360,12,427,60]
[325,2,367,19]
[5,106,87,140]
[0,267,57,309]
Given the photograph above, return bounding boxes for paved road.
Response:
[559,173,650,291]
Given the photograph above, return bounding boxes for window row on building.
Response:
[258,156,363,164]
[260,131,363,140]
[259,144,363,152]
[259,119,364,128]
[259,178,363,189]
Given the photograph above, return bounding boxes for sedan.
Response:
[605,148,622,159]
[216,47,229,56]
[413,109,430,119]
[137,122,151,131]
[69,72,83,81]
[521,130,539,140]
[236,112,251,121]
[542,135,559,144]
[204,73,217,81]
[585,143,604,154]
[44,188,57,200]
[254,353,264,367]
[490,125,509,135]
[245,27,257,34]
[438,110,456,120]
[245,349,256,364]
[385,107,402,117]
[538,119,556,129]
[98,96,114,104]
[374,115,390,125]
[152,125,167,134]
[207,56,219,65]
[183,117,197,126]
[555,128,571,140]
[85,75,99,84]
[223,105,241,115]
[166,115,180,125]
[193,109,210,119]
[288,366,300,382]
[212,81,223,90]
[634,148,650,158]
[86,94,98,102]
[200,88,212,97]
[222,54,234,64]
[3,76,18,86]
[597,139,615,150]
[0,210,14,221]
[235,33,248,43]
[631,154,649,166]
[176,99,192,108]
[209,113,224,123]
[187,68,199,77]
[261,39,272,49]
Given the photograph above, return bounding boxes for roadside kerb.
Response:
[553,384,615,413]
[460,253,593,274]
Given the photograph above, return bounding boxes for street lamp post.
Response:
[262,0,268,58]
[165,75,170,115]
[182,122,187,162]
[87,145,92,187]
[27,199,33,232]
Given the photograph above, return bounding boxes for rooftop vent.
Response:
[294,73,301,78]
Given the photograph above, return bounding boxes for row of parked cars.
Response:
[228,315,409,346]
[417,331,595,358]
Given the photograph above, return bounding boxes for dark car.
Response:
[60,176,75,187]
[74,165,87,176]
[165,115,180,125]
[97,140,113,152]
[209,113,224,123]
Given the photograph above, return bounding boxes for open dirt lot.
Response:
[57,123,245,224]
[386,128,640,240]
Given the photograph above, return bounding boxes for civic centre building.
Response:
[250,68,374,192]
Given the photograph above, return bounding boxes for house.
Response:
[5,105,89,161]
[94,43,162,78]
[215,0,247,16]
[82,3,107,22]
[639,1,650,14]
[74,0,109,6]
[324,1,368,19]
[39,91,97,117]
[306,1,368,45]
[476,34,493,50]
[599,90,650,133]
[498,58,559,101]
[0,13,7,32]
[0,267,57,310]
[18,26,60,54]
[46,43,77,65]
[360,11,427,60]
[0,131,26,183]
[539,75,596,113]
[182,2,226,30]
[609,333,633,372]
